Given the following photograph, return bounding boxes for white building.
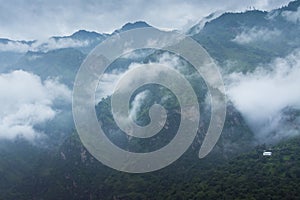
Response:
[263,151,272,156]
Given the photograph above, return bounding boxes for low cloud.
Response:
[129,90,149,121]
[227,49,300,142]
[188,11,223,35]
[232,27,281,44]
[96,70,124,102]
[95,52,189,128]
[0,41,32,53]
[96,52,185,102]
[0,38,90,53]
[0,0,291,40]
[282,7,300,23]
[0,70,71,141]
[38,38,90,52]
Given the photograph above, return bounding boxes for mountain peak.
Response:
[113,21,151,34]
[286,0,300,11]
[280,0,300,11]
[70,30,103,40]
[121,21,151,30]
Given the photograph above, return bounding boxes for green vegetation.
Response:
[0,1,300,199]
[1,134,300,199]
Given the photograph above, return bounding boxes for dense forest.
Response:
[0,0,300,199]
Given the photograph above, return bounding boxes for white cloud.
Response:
[129,90,149,121]
[188,11,223,34]
[282,7,300,23]
[38,38,90,52]
[0,70,71,140]
[227,49,300,141]
[0,38,90,53]
[95,52,185,102]
[96,70,124,101]
[232,27,281,44]
[121,49,154,59]
[0,0,291,40]
[0,41,31,53]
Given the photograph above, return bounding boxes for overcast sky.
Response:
[0,0,291,40]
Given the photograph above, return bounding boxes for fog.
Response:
[227,49,300,142]
[0,70,71,140]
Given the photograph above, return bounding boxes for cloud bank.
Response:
[0,38,90,53]
[96,52,184,102]
[227,49,300,142]
[0,70,71,141]
[232,27,281,44]
[282,7,300,23]
[0,41,32,53]
[97,49,300,143]
[96,52,187,124]
[38,38,90,52]
[0,0,291,40]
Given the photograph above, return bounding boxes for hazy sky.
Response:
[0,0,291,40]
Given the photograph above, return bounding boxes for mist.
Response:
[0,38,90,53]
[129,90,149,122]
[282,6,300,23]
[96,52,187,120]
[227,49,300,142]
[232,27,281,44]
[0,70,71,141]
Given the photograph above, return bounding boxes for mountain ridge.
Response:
[1,1,300,199]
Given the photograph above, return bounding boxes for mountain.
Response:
[0,21,151,64]
[0,38,34,46]
[112,21,152,34]
[190,0,300,73]
[65,30,106,41]
[1,1,300,199]
[49,30,108,54]
[162,136,300,199]
[0,39,34,70]
[1,127,299,199]
[12,48,85,86]
[282,0,300,11]
[0,21,152,77]
[187,12,223,35]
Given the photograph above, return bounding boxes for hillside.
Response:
[0,1,299,199]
